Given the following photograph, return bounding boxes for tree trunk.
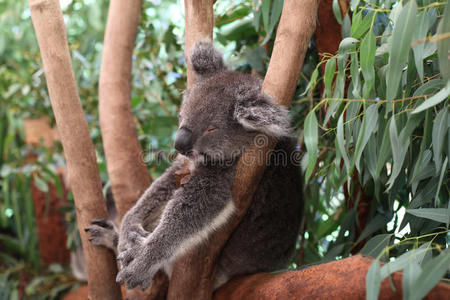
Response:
[168,0,318,299]
[213,255,450,300]
[28,0,122,299]
[99,0,151,222]
[184,0,215,89]
[99,1,170,299]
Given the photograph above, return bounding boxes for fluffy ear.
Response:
[234,92,292,138]
[190,41,226,78]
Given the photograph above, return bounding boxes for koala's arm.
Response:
[118,157,187,252]
[116,171,235,289]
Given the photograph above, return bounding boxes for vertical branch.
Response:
[28,0,122,299]
[168,0,318,299]
[99,0,151,221]
[99,1,170,299]
[184,0,215,88]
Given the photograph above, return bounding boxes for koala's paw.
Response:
[85,219,118,251]
[116,238,158,290]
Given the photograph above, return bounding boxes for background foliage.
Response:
[0,0,448,298]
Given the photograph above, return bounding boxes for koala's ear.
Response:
[234,93,292,138]
[190,41,226,78]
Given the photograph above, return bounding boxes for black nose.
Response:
[174,127,193,155]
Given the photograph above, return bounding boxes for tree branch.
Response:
[28,0,121,298]
[99,0,151,221]
[168,0,318,299]
[213,255,450,299]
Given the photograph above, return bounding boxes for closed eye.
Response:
[203,127,217,135]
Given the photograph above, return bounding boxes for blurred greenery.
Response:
[0,0,448,298]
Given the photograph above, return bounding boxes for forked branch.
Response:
[168,0,319,299]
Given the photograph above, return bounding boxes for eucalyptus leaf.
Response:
[412,11,429,82]
[366,259,381,300]
[413,82,450,113]
[431,107,449,173]
[402,261,422,300]
[406,208,449,224]
[386,117,409,190]
[304,111,318,181]
[337,113,351,175]
[353,104,378,173]
[408,249,450,300]
[437,2,450,81]
[386,0,418,102]
[360,234,392,258]
[360,30,376,97]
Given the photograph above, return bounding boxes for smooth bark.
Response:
[99,0,151,222]
[184,0,215,88]
[214,255,450,300]
[28,0,121,298]
[168,0,318,299]
[99,1,170,299]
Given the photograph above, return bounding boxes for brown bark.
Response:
[315,0,349,74]
[99,0,151,222]
[213,255,450,300]
[168,1,318,299]
[28,0,122,299]
[99,1,169,299]
[184,0,215,88]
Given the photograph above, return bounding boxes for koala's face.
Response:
[174,42,291,166]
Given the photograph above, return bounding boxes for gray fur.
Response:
[87,42,303,290]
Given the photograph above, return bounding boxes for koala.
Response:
[86,41,303,291]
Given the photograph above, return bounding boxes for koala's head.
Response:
[175,41,291,166]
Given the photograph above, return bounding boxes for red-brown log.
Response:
[214,255,450,300]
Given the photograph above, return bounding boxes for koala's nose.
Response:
[174,127,193,155]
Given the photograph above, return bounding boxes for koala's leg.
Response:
[85,219,119,256]
[118,156,188,253]
[116,168,235,289]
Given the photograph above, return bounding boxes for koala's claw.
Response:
[85,222,118,252]
[91,219,114,229]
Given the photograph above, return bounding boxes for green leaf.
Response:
[324,58,336,98]
[409,249,450,300]
[261,0,284,44]
[360,30,376,97]
[351,12,373,39]
[33,175,48,193]
[412,81,450,113]
[431,107,449,173]
[332,0,342,25]
[304,111,318,181]
[350,52,361,98]
[437,3,450,81]
[301,68,318,96]
[261,0,271,32]
[366,259,381,300]
[360,234,392,258]
[402,261,422,300]
[341,14,352,38]
[386,117,409,190]
[434,157,447,204]
[386,0,418,101]
[337,113,350,175]
[376,117,393,179]
[406,208,449,224]
[355,214,387,245]
[355,105,378,172]
[412,11,429,82]
[380,244,429,279]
